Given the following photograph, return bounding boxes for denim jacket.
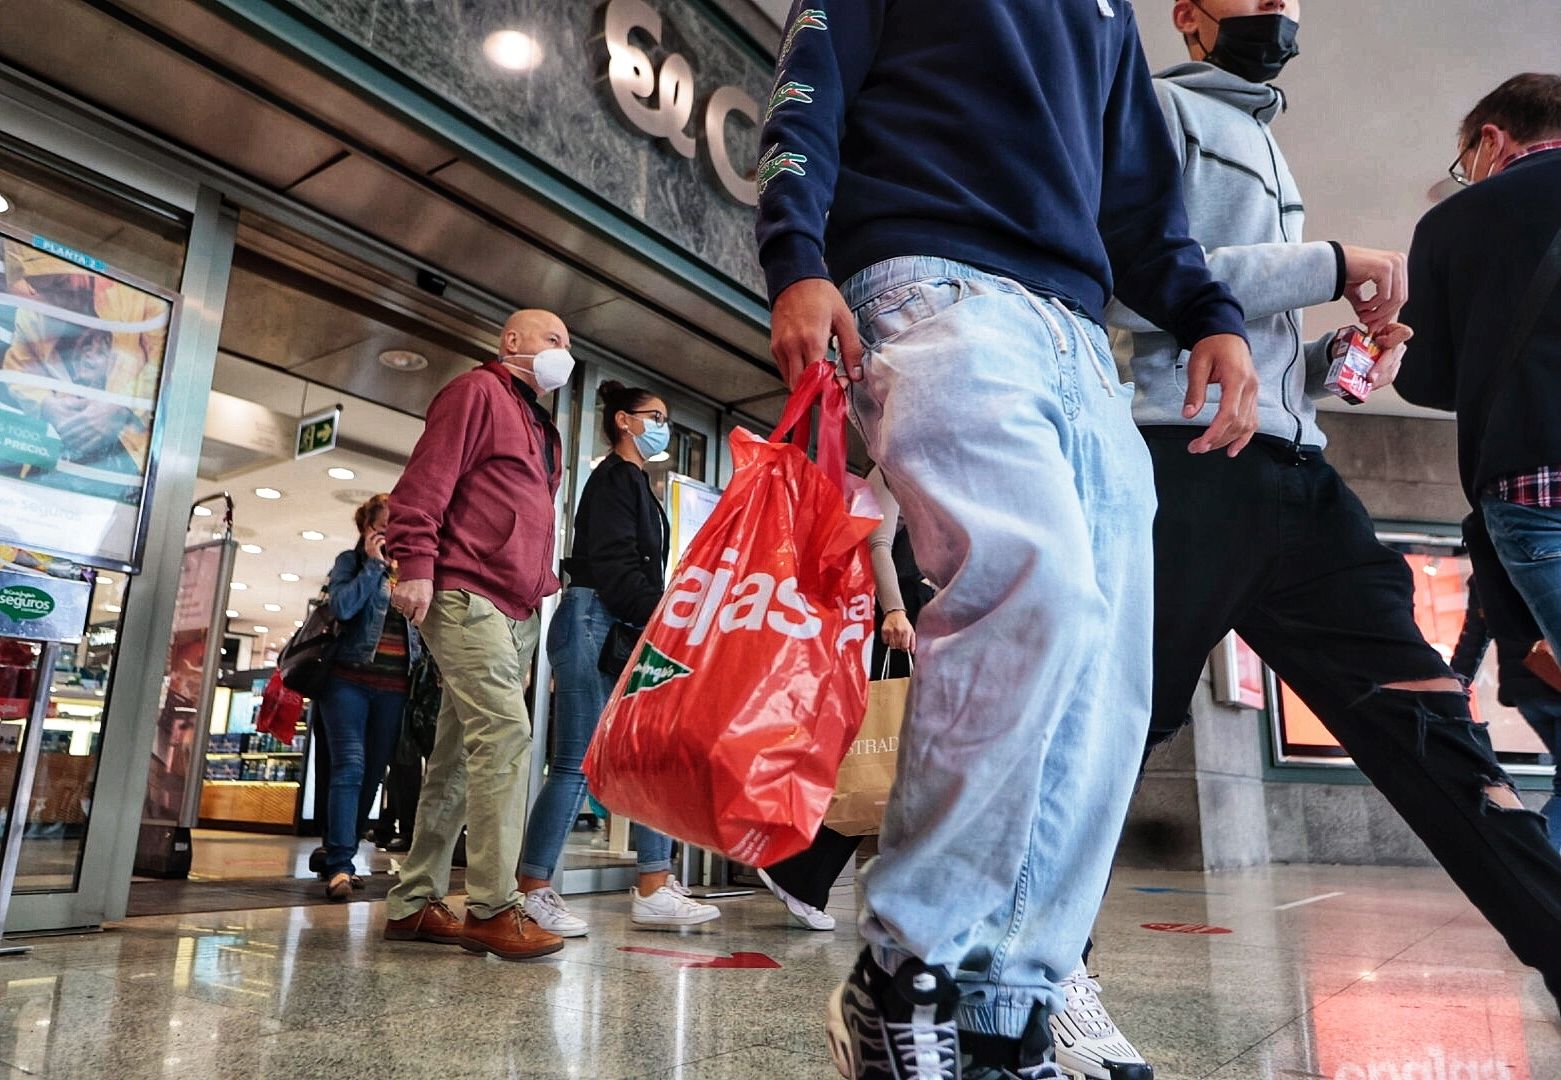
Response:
[327,549,423,666]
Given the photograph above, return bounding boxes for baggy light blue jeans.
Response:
[518,587,674,879]
[843,256,1157,1038]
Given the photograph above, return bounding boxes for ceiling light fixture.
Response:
[300,530,325,541]
[226,609,239,619]
[327,467,356,481]
[264,603,283,613]
[279,572,301,582]
[103,604,122,613]
[378,349,429,372]
[254,487,282,500]
[294,620,304,628]
[483,29,543,72]
[240,543,263,554]
[230,582,248,591]
[252,625,269,634]
[192,505,213,518]
[0,194,11,214]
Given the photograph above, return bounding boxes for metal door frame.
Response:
[0,82,237,930]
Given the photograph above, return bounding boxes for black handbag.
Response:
[598,621,642,679]
[277,596,340,697]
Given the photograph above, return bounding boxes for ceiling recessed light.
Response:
[0,194,11,215]
[327,467,356,481]
[294,620,304,628]
[240,543,263,555]
[192,505,213,518]
[279,572,301,582]
[252,625,269,634]
[264,603,283,612]
[102,604,122,613]
[300,530,325,541]
[230,582,248,591]
[226,609,239,619]
[647,451,672,463]
[378,349,428,372]
[254,487,283,500]
[483,29,544,72]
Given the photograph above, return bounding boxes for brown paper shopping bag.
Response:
[823,675,907,836]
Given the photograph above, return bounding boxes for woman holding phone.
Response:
[318,493,422,900]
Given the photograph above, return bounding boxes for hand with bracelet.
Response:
[881,608,915,653]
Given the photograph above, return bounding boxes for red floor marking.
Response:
[1140,922,1233,935]
[619,946,781,969]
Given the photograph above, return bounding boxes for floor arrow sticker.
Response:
[619,946,782,969]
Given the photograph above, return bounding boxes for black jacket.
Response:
[563,454,668,626]
[1397,149,1561,503]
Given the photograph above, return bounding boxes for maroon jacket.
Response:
[387,362,562,621]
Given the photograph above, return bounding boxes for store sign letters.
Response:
[601,0,760,206]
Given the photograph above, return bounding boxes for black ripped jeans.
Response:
[1139,428,1561,989]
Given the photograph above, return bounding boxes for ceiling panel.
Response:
[0,0,345,190]
[119,0,458,175]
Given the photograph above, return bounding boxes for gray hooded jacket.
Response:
[1108,63,1345,448]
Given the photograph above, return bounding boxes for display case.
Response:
[198,670,307,830]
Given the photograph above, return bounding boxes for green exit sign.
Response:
[296,407,340,459]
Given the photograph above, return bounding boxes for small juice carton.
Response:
[1324,327,1381,405]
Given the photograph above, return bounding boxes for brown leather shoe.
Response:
[458,907,564,961]
[383,899,464,945]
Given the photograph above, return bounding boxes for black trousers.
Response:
[1142,428,1561,983]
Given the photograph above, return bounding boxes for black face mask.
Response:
[1197,12,1300,84]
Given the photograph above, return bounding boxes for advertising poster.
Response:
[665,473,722,571]
[0,228,178,572]
[142,541,229,826]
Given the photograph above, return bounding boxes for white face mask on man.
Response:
[500,348,575,393]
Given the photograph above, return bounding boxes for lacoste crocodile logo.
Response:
[778,9,828,66]
[757,146,808,194]
[768,80,816,117]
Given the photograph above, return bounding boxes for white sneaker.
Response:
[1051,966,1154,1080]
[756,867,836,931]
[522,887,589,938]
[630,879,722,928]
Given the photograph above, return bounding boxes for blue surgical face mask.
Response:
[633,419,670,459]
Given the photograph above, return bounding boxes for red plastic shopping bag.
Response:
[583,362,880,866]
[256,670,304,743]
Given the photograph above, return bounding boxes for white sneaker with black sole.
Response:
[1050,966,1153,1080]
[758,867,837,931]
[827,948,961,1079]
[630,879,722,928]
[523,887,589,938]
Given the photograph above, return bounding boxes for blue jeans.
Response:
[319,675,405,876]
[843,257,1156,1037]
[518,587,673,879]
[1483,497,1561,850]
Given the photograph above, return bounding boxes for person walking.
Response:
[757,2,1258,1076]
[517,381,721,936]
[381,309,572,961]
[1087,14,1561,1071]
[316,492,421,901]
[1397,74,1561,662]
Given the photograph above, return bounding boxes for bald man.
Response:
[382,309,573,960]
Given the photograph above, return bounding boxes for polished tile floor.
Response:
[1,863,1557,1078]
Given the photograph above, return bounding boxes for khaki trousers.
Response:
[385,590,539,920]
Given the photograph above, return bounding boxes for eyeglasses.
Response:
[1447,153,1472,188]
[629,409,668,424]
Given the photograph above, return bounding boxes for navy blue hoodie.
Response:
[755,0,1246,348]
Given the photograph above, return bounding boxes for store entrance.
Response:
[127,219,499,914]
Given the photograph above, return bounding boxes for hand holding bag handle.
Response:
[769,361,849,491]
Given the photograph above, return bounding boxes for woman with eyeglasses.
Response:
[517,381,721,936]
